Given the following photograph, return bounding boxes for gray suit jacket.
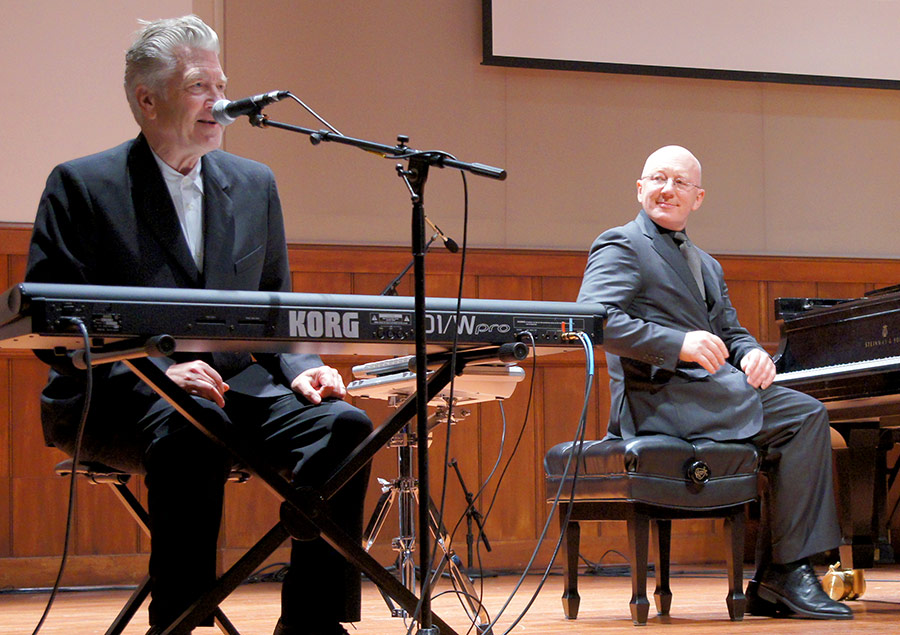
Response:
[577,210,764,441]
[26,134,321,460]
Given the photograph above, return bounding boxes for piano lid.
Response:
[774,283,900,374]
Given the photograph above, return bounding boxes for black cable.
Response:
[446,330,540,632]
[447,399,508,547]
[243,562,291,583]
[447,334,538,635]
[480,332,540,526]
[31,319,92,635]
[430,171,479,628]
[484,331,595,634]
[431,170,468,572]
[579,549,631,575]
[444,398,509,634]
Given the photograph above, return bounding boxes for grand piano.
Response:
[774,283,900,574]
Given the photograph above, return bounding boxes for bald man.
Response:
[577,146,851,620]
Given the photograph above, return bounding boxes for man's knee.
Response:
[328,401,373,449]
[801,394,829,430]
[777,386,829,430]
[143,399,232,473]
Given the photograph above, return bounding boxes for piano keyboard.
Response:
[774,355,900,384]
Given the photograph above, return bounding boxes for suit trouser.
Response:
[749,383,840,566]
[138,390,372,628]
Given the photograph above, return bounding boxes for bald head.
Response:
[636,145,705,231]
[642,145,702,186]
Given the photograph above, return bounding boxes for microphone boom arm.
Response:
[248,115,506,181]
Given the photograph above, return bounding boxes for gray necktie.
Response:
[672,231,706,300]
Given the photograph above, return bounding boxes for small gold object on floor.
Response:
[822,562,866,600]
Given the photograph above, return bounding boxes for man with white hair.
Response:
[27,15,368,635]
[577,145,852,620]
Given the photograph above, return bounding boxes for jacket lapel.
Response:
[199,153,235,290]
[638,211,706,306]
[128,135,202,286]
[697,249,720,309]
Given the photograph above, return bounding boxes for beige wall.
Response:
[5,1,900,259]
[0,0,193,225]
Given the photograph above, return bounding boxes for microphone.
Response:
[425,216,459,253]
[212,90,291,126]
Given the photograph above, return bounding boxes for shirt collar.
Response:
[150,148,203,191]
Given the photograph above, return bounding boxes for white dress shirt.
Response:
[151,150,205,271]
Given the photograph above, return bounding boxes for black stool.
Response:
[55,459,251,635]
[544,435,760,625]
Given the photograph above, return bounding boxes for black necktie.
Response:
[671,231,706,300]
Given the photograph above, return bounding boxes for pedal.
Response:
[822,562,866,600]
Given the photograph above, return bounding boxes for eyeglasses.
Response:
[641,174,701,193]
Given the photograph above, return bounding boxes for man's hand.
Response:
[679,330,729,373]
[740,347,776,390]
[166,360,229,407]
[291,366,347,404]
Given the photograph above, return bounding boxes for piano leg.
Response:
[833,424,887,570]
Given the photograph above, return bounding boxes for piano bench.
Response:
[544,436,760,625]
[54,458,251,635]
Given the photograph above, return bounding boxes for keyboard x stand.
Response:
[120,342,523,635]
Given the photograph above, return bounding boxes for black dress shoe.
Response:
[757,563,853,620]
[745,578,786,617]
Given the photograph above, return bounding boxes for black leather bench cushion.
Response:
[545,436,759,510]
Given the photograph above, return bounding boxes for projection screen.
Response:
[483,0,900,89]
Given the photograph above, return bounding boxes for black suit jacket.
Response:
[26,134,321,462]
[577,210,765,441]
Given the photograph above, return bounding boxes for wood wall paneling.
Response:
[539,276,583,303]
[0,356,8,558]
[8,254,27,291]
[73,479,144,556]
[1,359,10,479]
[3,225,900,587]
[723,279,763,342]
[816,281,869,301]
[10,357,58,480]
[478,384,540,566]
[0,474,8,558]
[12,475,69,558]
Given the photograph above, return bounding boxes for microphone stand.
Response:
[449,458,495,576]
[246,111,505,634]
[381,233,439,296]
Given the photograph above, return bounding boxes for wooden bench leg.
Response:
[724,511,747,621]
[628,512,651,625]
[652,519,672,616]
[560,510,581,619]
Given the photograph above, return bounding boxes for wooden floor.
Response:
[4,565,900,635]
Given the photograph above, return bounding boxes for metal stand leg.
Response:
[362,412,492,633]
[424,497,493,633]
[362,430,419,617]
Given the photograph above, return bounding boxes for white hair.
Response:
[124,15,219,122]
